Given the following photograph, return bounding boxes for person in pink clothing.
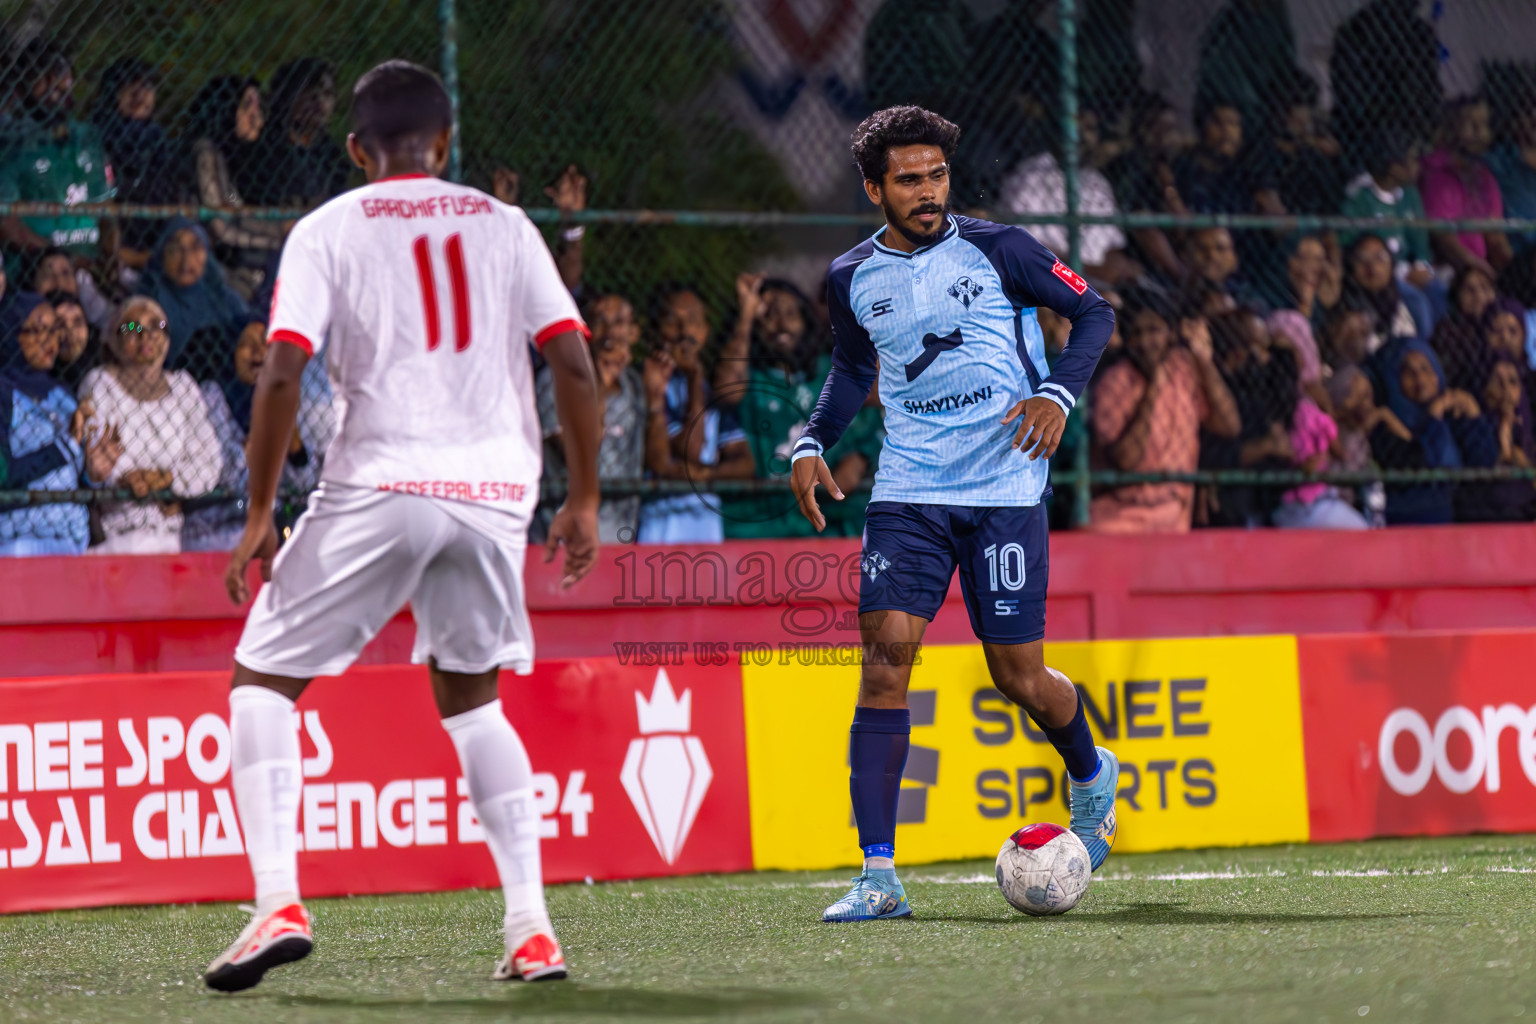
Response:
[1271,397,1370,529]
[1089,294,1241,533]
[1421,96,1513,279]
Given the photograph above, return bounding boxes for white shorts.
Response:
[235,485,534,678]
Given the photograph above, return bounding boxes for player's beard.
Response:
[882,197,947,249]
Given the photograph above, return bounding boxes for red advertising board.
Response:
[1298,631,1536,842]
[0,659,751,913]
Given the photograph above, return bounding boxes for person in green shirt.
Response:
[715,274,884,538]
[0,40,115,279]
[1340,129,1435,292]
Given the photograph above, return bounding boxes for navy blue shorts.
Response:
[858,501,1049,645]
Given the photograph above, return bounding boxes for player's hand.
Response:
[544,501,599,589]
[1002,396,1067,461]
[226,515,279,605]
[790,454,841,533]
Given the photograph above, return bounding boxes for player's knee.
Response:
[857,664,909,706]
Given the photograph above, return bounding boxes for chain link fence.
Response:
[0,0,1534,554]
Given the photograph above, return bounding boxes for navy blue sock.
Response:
[1037,694,1100,783]
[849,706,910,858]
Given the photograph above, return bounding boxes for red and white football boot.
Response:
[204,903,313,992]
[492,932,568,982]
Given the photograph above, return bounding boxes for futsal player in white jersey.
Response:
[202,61,601,992]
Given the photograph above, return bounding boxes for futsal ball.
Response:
[995,822,1091,916]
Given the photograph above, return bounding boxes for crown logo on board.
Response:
[635,669,692,735]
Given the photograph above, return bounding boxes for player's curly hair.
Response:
[850,106,960,184]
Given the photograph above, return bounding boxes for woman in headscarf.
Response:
[182,75,286,301]
[1456,354,1536,522]
[0,294,117,554]
[134,217,254,378]
[91,57,172,261]
[1379,340,1492,524]
[77,297,222,553]
[182,321,335,551]
[46,290,98,389]
[1341,233,1431,345]
[1430,264,1499,390]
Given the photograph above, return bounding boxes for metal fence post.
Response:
[1058,0,1090,526]
[439,0,463,182]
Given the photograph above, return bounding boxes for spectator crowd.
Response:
[4,0,1536,557]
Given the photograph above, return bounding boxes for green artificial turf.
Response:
[2,835,1534,1023]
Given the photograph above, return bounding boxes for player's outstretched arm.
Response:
[789,452,842,533]
[543,331,601,588]
[226,339,308,604]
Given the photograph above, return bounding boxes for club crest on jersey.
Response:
[947,276,983,308]
[861,551,891,580]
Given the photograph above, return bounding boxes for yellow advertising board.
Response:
[743,636,1310,871]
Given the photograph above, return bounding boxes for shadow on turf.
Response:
[277,985,822,1017]
[924,901,1425,926]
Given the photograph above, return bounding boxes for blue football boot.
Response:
[821,871,912,922]
[1068,746,1119,872]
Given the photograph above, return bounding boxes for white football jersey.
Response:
[267,173,584,512]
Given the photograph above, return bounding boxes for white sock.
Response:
[864,856,896,872]
[229,685,303,915]
[442,701,550,949]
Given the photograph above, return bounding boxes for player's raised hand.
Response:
[790,454,842,533]
[544,502,599,589]
[226,515,279,605]
[1002,396,1067,461]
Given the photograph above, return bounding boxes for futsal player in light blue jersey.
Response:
[790,106,1120,922]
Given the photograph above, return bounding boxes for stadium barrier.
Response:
[3,629,1534,913]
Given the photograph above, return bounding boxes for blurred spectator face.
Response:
[291,74,336,135]
[1453,101,1493,158]
[1390,144,1422,186]
[1515,109,1536,149]
[1282,103,1313,142]
[1078,110,1101,161]
[113,301,170,370]
[1288,236,1326,292]
[1327,310,1374,367]
[1190,228,1238,284]
[1487,310,1525,360]
[233,323,267,385]
[1201,106,1242,159]
[33,253,75,295]
[589,295,639,350]
[52,299,88,365]
[164,229,208,288]
[1340,370,1377,425]
[1125,309,1172,373]
[758,287,807,360]
[16,303,60,371]
[235,86,264,142]
[1484,360,1523,416]
[657,291,709,371]
[1455,269,1496,320]
[30,62,73,121]
[1349,237,1394,292]
[1398,350,1441,404]
[116,77,155,120]
[1138,105,1180,158]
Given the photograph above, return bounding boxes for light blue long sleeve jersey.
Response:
[796,214,1116,506]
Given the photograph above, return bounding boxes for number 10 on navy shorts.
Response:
[858,501,1049,644]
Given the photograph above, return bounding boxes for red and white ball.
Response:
[995,823,1091,916]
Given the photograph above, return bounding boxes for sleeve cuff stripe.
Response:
[269,329,314,355]
[534,318,590,347]
[1038,383,1075,407]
